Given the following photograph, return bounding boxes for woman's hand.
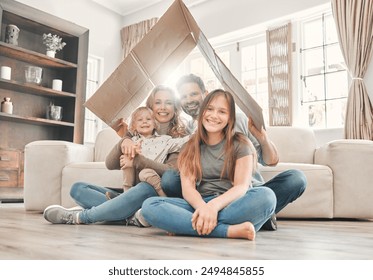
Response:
[120,139,142,158]
[111,118,128,138]
[191,203,218,235]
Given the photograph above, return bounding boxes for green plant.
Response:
[42,33,66,52]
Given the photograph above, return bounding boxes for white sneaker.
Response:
[126,209,151,227]
[43,205,82,224]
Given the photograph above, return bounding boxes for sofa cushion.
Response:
[266,126,317,164]
[24,141,93,211]
[259,162,333,218]
[94,128,121,162]
[61,162,123,208]
[315,139,373,219]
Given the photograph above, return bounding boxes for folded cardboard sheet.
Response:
[85,0,264,129]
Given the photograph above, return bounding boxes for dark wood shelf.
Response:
[0,112,75,127]
[0,42,77,69]
[0,79,76,98]
[0,0,88,193]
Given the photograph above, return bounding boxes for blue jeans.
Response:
[142,187,276,237]
[162,169,307,214]
[70,181,157,224]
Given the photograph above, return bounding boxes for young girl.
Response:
[141,90,276,240]
[119,106,190,196]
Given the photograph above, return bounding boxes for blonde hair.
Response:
[128,106,157,135]
[177,89,257,182]
[145,85,187,138]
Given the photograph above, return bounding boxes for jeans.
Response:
[162,169,307,214]
[70,181,157,224]
[142,187,276,237]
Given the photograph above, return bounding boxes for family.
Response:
[43,74,307,240]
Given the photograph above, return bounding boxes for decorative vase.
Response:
[5,24,20,46]
[46,50,56,58]
[25,66,43,85]
[47,103,63,121]
[1,97,13,114]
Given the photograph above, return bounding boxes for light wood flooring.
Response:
[1,203,372,260]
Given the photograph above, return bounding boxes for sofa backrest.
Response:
[266,126,317,164]
[93,126,317,164]
[94,128,121,162]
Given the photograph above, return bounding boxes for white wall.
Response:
[122,0,330,37]
[15,0,123,79]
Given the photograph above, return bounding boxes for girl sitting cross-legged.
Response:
[141,89,276,240]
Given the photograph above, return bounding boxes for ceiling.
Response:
[91,0,207,16]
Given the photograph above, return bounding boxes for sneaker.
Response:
[261,214,277,231]
[126,209,151,227]
[43,205,82,224]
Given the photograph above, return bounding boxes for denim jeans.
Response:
[142,187,276,237]
[162,168,307,214]
[70,181,157,224]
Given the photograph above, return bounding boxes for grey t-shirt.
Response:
[187,105,266,187]
[197,138,253,196]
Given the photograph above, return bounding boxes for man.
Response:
[161,73,307,230]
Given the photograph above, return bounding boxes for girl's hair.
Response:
[177,89,257,182]
[145,85,187,138]
[128,106,157,135]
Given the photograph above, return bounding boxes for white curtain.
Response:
[121,17,158,59]
[331,0,373,140]
[266,22,292,126]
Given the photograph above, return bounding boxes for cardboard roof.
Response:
[84,0,264,130]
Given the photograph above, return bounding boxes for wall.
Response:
[122,0,330,37]
[14,0,123,79]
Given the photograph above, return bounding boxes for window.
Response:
[300,12,348,128]
[240,38,269,126]
[185,39,269,125]
[188,50,230,92]
[84,55,104,145]
[180,7,348,129]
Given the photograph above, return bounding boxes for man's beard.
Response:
[182,101,201,119]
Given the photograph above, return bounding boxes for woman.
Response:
[142,89,276,240]
[43,85,188,226]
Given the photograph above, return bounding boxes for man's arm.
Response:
[234,107,278,166]
[248,118,279,166]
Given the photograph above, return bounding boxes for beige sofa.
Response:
[24,126,373,220]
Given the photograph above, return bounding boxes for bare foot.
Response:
[227,222,256,240]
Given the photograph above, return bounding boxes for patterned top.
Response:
[132,132,190,163]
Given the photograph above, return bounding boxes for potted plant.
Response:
[42,33,66,58]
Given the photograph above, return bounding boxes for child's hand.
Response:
[120,154,134,169]
[121,139,142,158]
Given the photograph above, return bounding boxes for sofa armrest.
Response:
[315,139,373,219]
[24,140,93,212]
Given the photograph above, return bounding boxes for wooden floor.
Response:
[1,203,373,260]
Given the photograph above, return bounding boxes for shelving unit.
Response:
[0,0,89,199]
